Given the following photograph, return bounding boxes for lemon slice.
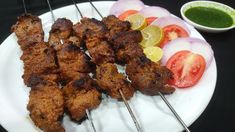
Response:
[125,14,147,30]
[144,46,163,62]
[140,25,163,48]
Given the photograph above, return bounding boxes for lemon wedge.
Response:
[125,14,147,30]
[144,46,163,62]
[140,25,163,48]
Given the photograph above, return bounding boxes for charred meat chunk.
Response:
[86,37,115,65]
[21,42,58,77]
[73,17,107,40]
[63,75,101,121]
[126,56,175,95]
[102,15,131,40]
[11,14,44,50]
[57,42,94,73]
[111,30,142,50]
[48,18,73,50]
[23,73,59,88]
[27,86,64,132]
[116,42,144,64]
[96,63,134,100]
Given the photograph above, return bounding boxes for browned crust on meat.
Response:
[126,56,175,95]
[63,75,101,121]
[11,13,44,50]
[57,43,94,73]
[96,63,134,100]
[48,18,73,50]
[27,86,64,132]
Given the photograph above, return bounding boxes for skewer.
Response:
[46,0,56,21]
[22,0,27,14]
[46,0,64,45]
[69,0,100,132]
[88,1,190,132]
[71,0,83,18]
[119,89,142,132]
[86,109,97,132]
[86,1,142,132]
[88,0,103,19]
[158,92,190,132]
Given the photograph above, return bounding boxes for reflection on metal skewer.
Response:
[119,89,142,132]
[46,0,56,22]
[86,109,97,132]
[45,0,64,44]
[88,1,190,132]
[158,92,190,132]
[88,0,103,19]
[71,0,83,18]
[88,1,142,132]
[22,0,27,14]
[69,1,98,132]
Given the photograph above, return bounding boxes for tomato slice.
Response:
[160,24,189,48]
[166,50,206,88]
[146,17,157,25]
[118,10,138,20]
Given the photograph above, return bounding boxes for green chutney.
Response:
[185,7,233,28]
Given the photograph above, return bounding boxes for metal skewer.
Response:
[22,0,27,14]
[46,0,64,44]
[88,1,190,132]
[88,0,103,19]
[119,89,142,132]
[86,109,97,132]
[71,0,83,18]
[68,1,98,132]
[158,92,190,132]
[88,1,142,132]
[46,0,56,22]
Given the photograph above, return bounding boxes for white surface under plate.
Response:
[0,1,217,132]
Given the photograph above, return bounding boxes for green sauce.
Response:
[185,7,233,28]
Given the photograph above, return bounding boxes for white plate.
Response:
[0,1,217,132]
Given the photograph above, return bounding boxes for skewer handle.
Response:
[158,92,190,132]
[119,89,142,132]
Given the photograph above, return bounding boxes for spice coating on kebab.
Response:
[20,42,59,87]
[57,42,94,73]
[12,14,65,132]
[102,15,131,41]
[85,37,115,64]
[27,86,64,132]
[21,42,58,73]
[24,73,59,88]
[73,18,115,65]
[48,18,79,50]
[126,56,175,95]
[73,18,107,39]
[112,30,144,63]
[96,63,134,100]
[11,14,44,50]
[63,74,101,121]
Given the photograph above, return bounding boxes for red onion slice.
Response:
[151,16,191,34]
[161,38,214,68]
[109,0,145,16]
[139,6,170,18]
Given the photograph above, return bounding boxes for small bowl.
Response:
[180,1,235,33]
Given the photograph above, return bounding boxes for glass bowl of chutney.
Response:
[181,1,235,33]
